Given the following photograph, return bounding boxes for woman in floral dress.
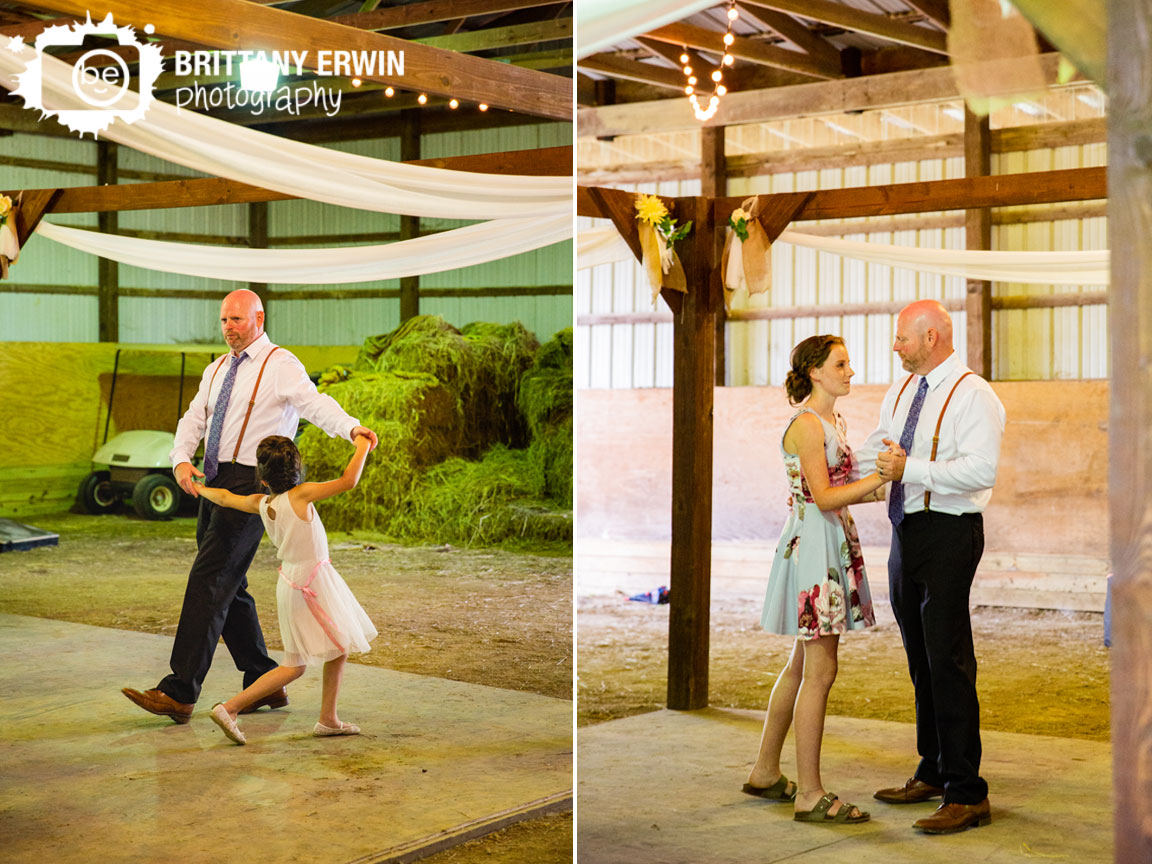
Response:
[742,335,885,824]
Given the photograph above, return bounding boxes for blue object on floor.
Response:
[656,586,670,604]
[629,586,670,604]
[628,591,654,603]
[0,518,59,552]
[1103,574,1112,648]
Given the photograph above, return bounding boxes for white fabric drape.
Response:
[577,0,718,58]
[576,226,1110,285]
[36,216,571,284]
[0,46,570,222]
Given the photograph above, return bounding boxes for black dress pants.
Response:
[158,463,277,704]
[888,510,988,805]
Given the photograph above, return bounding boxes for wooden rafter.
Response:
[2,145,572,218]
[901,0,950,29]
[19,0,572,119]
[414,17,571,52]
[329,0,559,32]
[578,54,685,92]
[738,0,949,55]
[735,3,842,70]
[644,21,841,80]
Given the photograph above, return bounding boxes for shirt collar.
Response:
[923,351,960,391]
[232,331,271,361]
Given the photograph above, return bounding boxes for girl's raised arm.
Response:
[194,483,264,514]
[293,434,372,505]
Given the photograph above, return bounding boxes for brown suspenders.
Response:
[892,370,975,512]
[203,346,282,465]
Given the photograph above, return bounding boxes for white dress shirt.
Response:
[170,332,360,469]
[857,352,1006,516]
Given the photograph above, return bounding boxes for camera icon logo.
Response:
[12,12,163,137]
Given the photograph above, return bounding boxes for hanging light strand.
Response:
[683,0,738,122]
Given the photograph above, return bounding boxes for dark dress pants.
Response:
[158,463,278,704]
[888,510,989,805]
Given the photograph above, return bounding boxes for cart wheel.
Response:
[80,471,119,514]
[133,474,180,520]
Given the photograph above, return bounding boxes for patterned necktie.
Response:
[888,377,929,526]
[203,352,246,482]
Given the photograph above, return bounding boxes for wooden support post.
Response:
[400,110,421,322]
[666,195,717,711]
[701,126,728,387]
[1108,0,1152,859]
[964,107,992,377]
[96,141,118,343]
[248,201,269,320]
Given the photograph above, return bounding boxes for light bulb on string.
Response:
[385,86,394,97]
[681,0,738,122]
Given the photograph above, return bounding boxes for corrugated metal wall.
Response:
[576,100,1108,389]
[1,120,573,347]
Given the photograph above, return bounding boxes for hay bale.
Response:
[304,318,571,548]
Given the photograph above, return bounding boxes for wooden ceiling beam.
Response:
[901,0,950,30]
[578,52,1074,138]
[635,37,709,77]
[645,21,841,80]
[745,0,949,55]
[330,0,558,32]
[578,54,685,92]
[2,145,573,214]
[413,17,570,52]
[17,0,571,119]
[734,3,841,70]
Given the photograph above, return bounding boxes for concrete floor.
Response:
[0,613,572,864]
[578,708,1112,864]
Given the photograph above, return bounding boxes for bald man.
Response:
[858,300,1005,834]
[123,290,378,723]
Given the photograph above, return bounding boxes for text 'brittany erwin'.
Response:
[170,50,406,78]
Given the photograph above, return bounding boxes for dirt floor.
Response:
[578,593,1111,742]
[0,511,572,864]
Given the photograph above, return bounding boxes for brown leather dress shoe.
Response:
[122,688,193,724]
[874,777,946,804]
[913,799,991,834]
[238,687,289,714]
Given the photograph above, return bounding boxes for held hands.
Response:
[351,425,378,452]
[175,462,204,497]
[876,438,907,483]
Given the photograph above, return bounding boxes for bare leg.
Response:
[220,665,306,720]
[792,635,860,818]
[318,654,347,728]
[747,639,803,791]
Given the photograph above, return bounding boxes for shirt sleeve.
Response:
[901,385,1005,494]
[170,360,216,468]
[274,352,360,440]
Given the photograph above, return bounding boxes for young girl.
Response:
[196,434,378,745]
[743,335,884,824]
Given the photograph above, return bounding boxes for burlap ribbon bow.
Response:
[0,193,21,281]
[721,195,771,309]
[635,195,687,305]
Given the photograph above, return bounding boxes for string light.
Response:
[384,87,395,97]
[449,98,459,109]
[351,77,362,87]
[479,103,489,112]
[683,0,738,122]
[417,93,427,104]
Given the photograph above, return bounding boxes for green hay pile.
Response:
[299,315,571,549]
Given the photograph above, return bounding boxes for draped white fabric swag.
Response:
[577,227,1110,286]
[38,216,571,284]
[577,0,717,59]
[0,47,570,222]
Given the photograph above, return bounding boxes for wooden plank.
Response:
[330,0,554,31]
[737,5,842,70]
[248,201,269,313]
[965,107,992,378]
[578,55,686,91]
[1,145,572,214]
[96,141,118,343]
[744,0,949,55]
[399,109,420,323]
[578,53,1073,138]
[0,155,193,182]
[711,166,1108,223]
[645,21,840,80]
[902,0,951,29]
[666,195,717,711]
[414,18,571,52]
[701,126,726,387]
[576,119,1108,185]
[23,0,571,119]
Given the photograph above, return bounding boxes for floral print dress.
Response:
[760,407,875,640]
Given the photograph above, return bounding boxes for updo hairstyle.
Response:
[256,435,302,494]
[785,334,844,405]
